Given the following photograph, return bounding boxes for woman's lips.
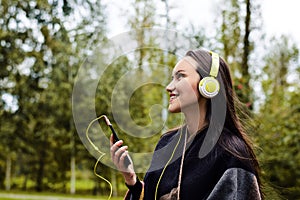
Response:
[169,93,178,103]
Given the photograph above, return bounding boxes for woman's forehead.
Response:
[172,56,199,74]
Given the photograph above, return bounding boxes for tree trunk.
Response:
[36,150,45,192]
[70,155,76,194]
[22,174,28,190]
[242,0,252,107]
[242,0,251,73]
[5,154,11,191]
[111,171,118,197]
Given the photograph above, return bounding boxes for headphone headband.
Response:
[198,50,220,98]
[209,51,219,78]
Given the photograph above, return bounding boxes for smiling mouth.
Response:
[169,93,178,101]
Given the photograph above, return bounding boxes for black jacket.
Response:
[125,126,261,200]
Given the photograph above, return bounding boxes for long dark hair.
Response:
[185,49,263,197]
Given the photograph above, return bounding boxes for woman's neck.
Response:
[183,104,208,136]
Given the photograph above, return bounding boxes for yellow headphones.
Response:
[198,51,220,98]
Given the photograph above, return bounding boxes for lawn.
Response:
[0,191,123,200]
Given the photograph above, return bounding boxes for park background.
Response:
[0,0,299,199]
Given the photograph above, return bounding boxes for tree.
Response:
[88,0,184,195]
[256,35,300,199]
[0,0,107,193]
[216,0,262,108]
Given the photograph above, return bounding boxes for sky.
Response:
[3,0,300,111]
[103,0,300,45]
[262,0,300,43]
[100,0,300,112]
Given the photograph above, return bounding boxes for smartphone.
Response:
[104,116,131,167]
[108,123,120,143]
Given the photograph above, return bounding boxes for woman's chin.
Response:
[168,107,181,113]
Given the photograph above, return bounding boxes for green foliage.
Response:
[255,35,300,199]
[216,1,300,198]
[256,91,300,198]
[217,0,263,108]
[0,0,107,193]
[0,0,299,198]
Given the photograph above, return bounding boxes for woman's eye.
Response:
[176,73,184,79]
[171,71,185,81]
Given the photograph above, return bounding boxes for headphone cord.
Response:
[154,127,185,200]
[86,115,113,200]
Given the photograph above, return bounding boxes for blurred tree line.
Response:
[0,0,299,199]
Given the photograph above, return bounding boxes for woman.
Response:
[110,49,263,199]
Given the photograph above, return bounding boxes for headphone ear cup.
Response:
[198,77,220,98]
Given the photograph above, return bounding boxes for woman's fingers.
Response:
[114,145,128,163]
[110,138,123,154]
[110,135,134,173]
[118,147,129,168]
[110,139,127,166]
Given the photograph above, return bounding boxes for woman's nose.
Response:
[166,80,175,92]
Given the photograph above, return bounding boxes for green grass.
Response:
[7,175,119,194]
[1,170,126,200]
[0,191,123,200]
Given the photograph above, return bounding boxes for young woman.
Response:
[110,49,263,200]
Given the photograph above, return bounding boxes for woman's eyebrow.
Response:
[174,69,185,76]
[171,69,186,79]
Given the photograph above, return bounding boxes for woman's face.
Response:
[166,57,202,113]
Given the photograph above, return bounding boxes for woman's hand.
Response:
[110,135,137,186]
